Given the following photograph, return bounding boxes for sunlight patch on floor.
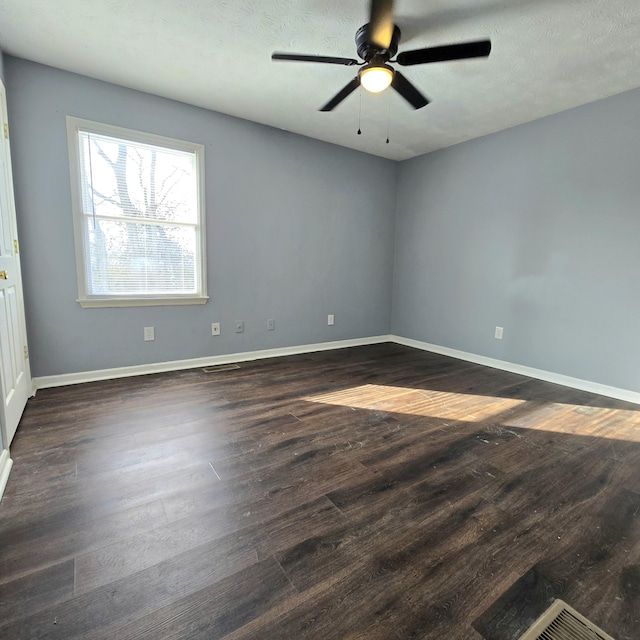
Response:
[304,384,640,442]
[304,384,525,422]
[504,401,640,442]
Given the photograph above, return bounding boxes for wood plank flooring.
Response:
[1,343,639,639]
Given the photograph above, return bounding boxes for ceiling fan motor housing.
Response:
[356,23,401,62]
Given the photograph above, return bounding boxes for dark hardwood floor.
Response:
[1,343,639,639]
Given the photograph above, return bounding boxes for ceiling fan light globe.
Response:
[360,65,394,93]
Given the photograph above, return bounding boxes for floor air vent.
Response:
[518,600,616,640]
[202,364,241,373]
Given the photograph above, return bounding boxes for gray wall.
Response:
[392,88,640,392]
[5,57,397,377]
[7,53,640,393]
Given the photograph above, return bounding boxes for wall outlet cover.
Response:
[144,326,155,341]
[328,314,335,326]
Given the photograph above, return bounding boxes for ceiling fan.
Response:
[272,0,491,111]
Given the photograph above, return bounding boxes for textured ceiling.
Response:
[0,1,639,160]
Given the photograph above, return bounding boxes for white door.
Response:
[0,80,31,447]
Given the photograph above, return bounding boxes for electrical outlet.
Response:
[144,326,155,341]
[495,326,504,340]
[328,314,335,326]
[235,321,244,333]
[211,322,220,336]
[267,319,275,331]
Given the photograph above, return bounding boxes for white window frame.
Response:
[66,116,208,308]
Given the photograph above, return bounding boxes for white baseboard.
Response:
[31,333,640,406]
[0,449,13,502]
[390,334,640,405]
[33,335,392,391]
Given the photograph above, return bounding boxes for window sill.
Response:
[78,296,209,308]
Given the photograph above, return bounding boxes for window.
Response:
[67,117,207,307]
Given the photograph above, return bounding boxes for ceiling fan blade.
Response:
[320,77,361,112]
[391,71,429,109]
[368,0,395,50]
[397,39,491,66]
[272,53,359,66]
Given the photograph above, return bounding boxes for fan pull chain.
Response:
[357,86,362,135]
[386,89,391,144]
